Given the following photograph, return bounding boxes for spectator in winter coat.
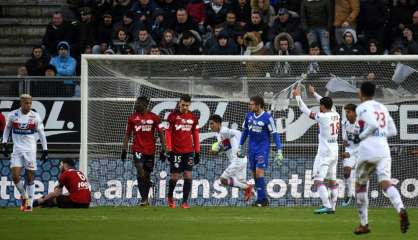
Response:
[273,32,299,55]
[161,0,182,28]
[77,7,96,54]
[231,0,252,27]
[173,8,199,35]
[335,29,363,55]
[300,0,332,55]
[388,0,415,47]
[131,0,156,24]
[205,0,229,28]
[412,11,418,42]
[113,10,142,42]
[219,11,244,39]
[150,9,168,44]
[42,12,77,57]
[186,0,206,27]
[366,39,382,55]
[25,45,50,76]
[130,28,157,54]
[160,29,177,55]
[49,41,77,76]
[93,11,114,53]
[334,0,360,45]
[269,8,305,53]
[398,28,418,54]
[176,30,203,55]
[208,31,239,55]
[245,11,269,44]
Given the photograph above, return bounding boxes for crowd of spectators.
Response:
[17,0,418,78]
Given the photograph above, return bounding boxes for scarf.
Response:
[244,42,264,55]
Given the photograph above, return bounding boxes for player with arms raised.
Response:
[353,82,409,234]
[2,94,48,211]
[239,96,283,207]
[340,103,360,207]
[293,86,340,214]
[121,96,165,207]
[208,114,253,200]
[166,94,200,209]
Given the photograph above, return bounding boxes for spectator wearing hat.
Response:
[300,0,332,55]
[334,0,360,46]
[208,31,239,55]
[93,11,114,54]
[335,29,363,55]
[42,11,76,57]
[176,30,203,55]
[49,41,77,76]
[160,29,178,55]
[77,7,96,54]
[273,32,299,55]
[269,8,305,54]
[130,27,156,54]
[150,9,168,44]
[173,8,199,35]
[220,11,244,39]
[230,0,251,27]
[25,45,50,76]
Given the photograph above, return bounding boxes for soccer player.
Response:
[33,158,91,208]
[165,94,200,209]
[208,114,253,201]
[293,86,340,214]
[121,96,166,207]
[0,111,5,136]
[340,103,360,207]
[353,82,409,234]
[238,96,283,207]
[2,94,48,212]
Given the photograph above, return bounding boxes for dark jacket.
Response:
[205,3,229,27]
[300,0,332,31]
[173,18,199,35]
[269,14,304,43]
[96,21,114,44]
[42,22,76,56]
[245,22,269,43]
[230,2,251,24]
[208,38,239,55]
[358,0,387,31]
[176,31,203,55]
[25,53,50,76]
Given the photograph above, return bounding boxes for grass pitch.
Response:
[0,207,415,240]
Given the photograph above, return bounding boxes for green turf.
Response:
[0,207,415,240]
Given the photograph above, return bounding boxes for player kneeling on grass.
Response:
[208,114,253,201]
[340,103,360,207]
[293,86,340,214]
[352,82,409,235]
[33,158,91,208]
[2,94,48,212]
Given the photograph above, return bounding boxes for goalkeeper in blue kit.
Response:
[238,96,283,206]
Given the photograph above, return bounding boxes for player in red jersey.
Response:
[165,94,200,209]
[33,158,91,208]
[121,96,166,207]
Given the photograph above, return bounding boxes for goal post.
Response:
[80,54,418,207]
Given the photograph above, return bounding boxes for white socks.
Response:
[14,181,27,199]
[26,183,35,207]
[318,184,331,208]
[344,176,353,198]
[228,177,247,190]
[386,186,405,213]
[356,191,369,226]
[329,185,338,211]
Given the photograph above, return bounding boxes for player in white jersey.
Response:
[2,94,48,212]
[208,114,253,201]
[353,82,409,235]
[293,86,340,214]
[340,104,360,207]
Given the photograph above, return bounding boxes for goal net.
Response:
[81,55,418,207]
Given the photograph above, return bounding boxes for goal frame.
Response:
[80,54,418,175]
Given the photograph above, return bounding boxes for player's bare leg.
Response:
[354,183,370,234]
[168,173,180,208]
[314,180,333,214]
[342,167,354,207]
[181,171,192,209]
[380,180,409,233]
[11,167,28,211]
[24,170,35,212]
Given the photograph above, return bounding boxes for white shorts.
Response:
[313,152,338,181]
[220,157,247,183]
[356,157,391,185]
[10,151,37,171]
[343,155,357,169]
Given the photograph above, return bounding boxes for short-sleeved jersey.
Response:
[59,169,91,204]
[216,127,241,163]
[126,112,161,155]
[309,111,340,155]
[3,109,44,152]
[342,119,360,154]
[166,111,199,154]
[356,100,395,160]
[242,111,277,153]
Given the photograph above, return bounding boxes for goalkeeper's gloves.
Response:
[194,152,200,165]
[353,134,361,144]
[274,149,284,166]
[121,149,127,162]
[237,146,245,158]
[2,143,9,158]
[40,150,48,161]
